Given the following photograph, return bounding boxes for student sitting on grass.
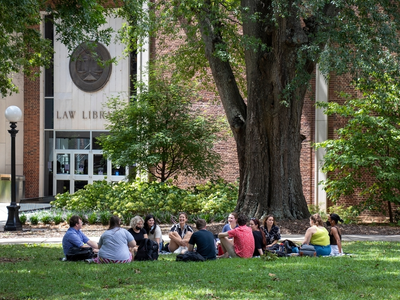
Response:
[144,214,163,252]
[250,218,267,257]
[94,216,136,264]
[62,215,99,257]
[262,214,281,250]
[128,215,148,256]
[218,214,255,258]
[168,212,193,254]
[327,213,344,256]
[302,213,331,256]
[188,219,217,260]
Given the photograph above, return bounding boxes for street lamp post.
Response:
[4,105,23,231]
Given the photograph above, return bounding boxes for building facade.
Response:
[1,15,377,217]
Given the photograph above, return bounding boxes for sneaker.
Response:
[60,257,67,262]
[173,246,183,254]
[85,258,94,263]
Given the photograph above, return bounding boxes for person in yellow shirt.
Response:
[302,213,331,256]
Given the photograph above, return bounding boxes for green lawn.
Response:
[0,241,399,299]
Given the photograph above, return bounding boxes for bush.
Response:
[308,204,327,220]
[51,178,238,220]
[329,205,360,224]
[53,214,64,225]
[19,214,27,225]
[99,211,112,226]
[88,212,98,225]
[40,215,52,224]
[30,215,39,225]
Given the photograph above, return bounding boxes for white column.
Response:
[315,65,328,212]
[137,2,150,87]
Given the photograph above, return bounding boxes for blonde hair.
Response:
[130,215,144,228]
[310,213,324,227]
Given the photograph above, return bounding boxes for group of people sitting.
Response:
[62,211,344,263]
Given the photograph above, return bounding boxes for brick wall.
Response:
[23,70,41,198]
[300,74,316,205]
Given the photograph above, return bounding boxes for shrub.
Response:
[19,214,27,225]
[53,214,64,225]
[308,204,327,220]
[51,178,238,220]
[30,215,39,225]
[99,211,112,226]
[40,215,52,224]
[328,205,360,224]
[88,212,98,225]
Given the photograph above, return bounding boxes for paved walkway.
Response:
[1,204,399,245]
[1,233,399,245]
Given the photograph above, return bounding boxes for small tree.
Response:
[316,72,400,222]
[99,71,226,182]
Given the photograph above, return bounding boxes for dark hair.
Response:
[109,215,121,230]
[251,218,267,248]
[237,214,248,226]
[310,213,324,227]
[69,215,81,228]
[179,212,188,219]
[263,215,276,228]
[196,219,207,230]
[144,214,157,234]
[330,213,344,224]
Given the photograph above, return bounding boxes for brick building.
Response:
[0,16,378,218]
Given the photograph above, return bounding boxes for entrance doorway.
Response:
[51,131,128,195]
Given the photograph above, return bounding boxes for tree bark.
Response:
[197,0,315,219]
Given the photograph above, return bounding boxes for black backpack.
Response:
[176,251,205,262]
[135,239,159,261]
[66,247,94,261]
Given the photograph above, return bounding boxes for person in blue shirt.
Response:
[62,215,99,256]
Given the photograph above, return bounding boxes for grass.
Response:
[0,242,399,299]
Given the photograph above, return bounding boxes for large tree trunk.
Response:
[198,1,314,219]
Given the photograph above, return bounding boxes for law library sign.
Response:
[56,111,108,119]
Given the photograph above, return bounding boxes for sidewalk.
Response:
[1,233,399,245]
[1,204,400,245]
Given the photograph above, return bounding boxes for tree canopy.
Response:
[99,70,226,182]
[0,0,145,96]
[4,0,400,219]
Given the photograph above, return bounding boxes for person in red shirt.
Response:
[218,214,254,258]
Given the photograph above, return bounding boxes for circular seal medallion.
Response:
[69,42,112,92]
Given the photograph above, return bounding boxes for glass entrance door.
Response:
[52,131,129,195]
[54,151,91,194]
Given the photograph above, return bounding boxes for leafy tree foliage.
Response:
[0,0,145,96]
[5,0,400,219]
[316,72,400,222]
[99,71,226,182]
[121,0,400,219]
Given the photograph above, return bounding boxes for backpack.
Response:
[267,240,299,257]
[176,251,205,262]
[135,239,159,261]
[66,247,94,261]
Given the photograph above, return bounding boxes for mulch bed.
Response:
[1,219,400,239]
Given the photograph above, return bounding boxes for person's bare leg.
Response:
[168,232,182,252]
[181,232,193,247]
[219,237,237,258]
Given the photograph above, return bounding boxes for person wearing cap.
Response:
[327,213,344,256]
